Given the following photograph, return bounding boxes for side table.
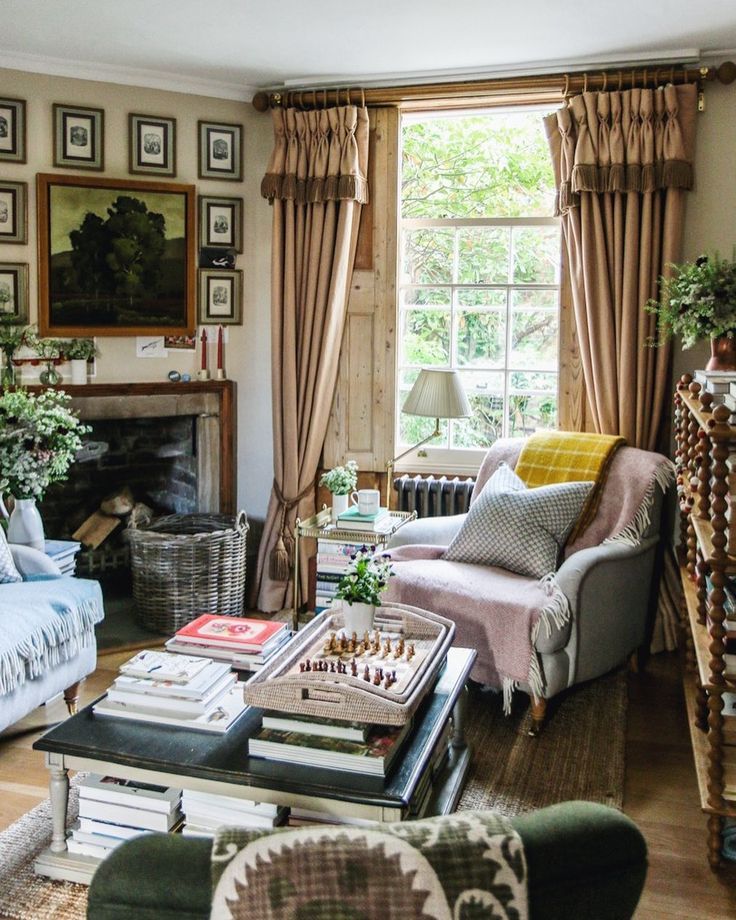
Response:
[292,508,416,631]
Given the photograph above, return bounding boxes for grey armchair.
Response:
[385,439,672,733]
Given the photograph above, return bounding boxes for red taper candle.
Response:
[200,328,208,370]
[217,325,223,370]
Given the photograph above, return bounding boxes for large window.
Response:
[398,108,561,467]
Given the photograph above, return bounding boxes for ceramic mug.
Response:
[351,488,380,516]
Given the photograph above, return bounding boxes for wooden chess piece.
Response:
[350,660,358,677]
[329,661,336,672]
[299,662,306,673]
[305,659,312,671]
[363,665,371,681]
[407,643,415,661]
[384,673,393,689]
[395,638,405,659]
[373,671,382,685]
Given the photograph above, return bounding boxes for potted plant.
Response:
[0,320,32,389]
[0,389,90,549]
[319,459,358,522]
[647,253,736,370]
[63,338,96,385]
[334,547,394,633]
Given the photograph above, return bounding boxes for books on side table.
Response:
[165,613,291,671]
[68,774,182,860]
[93,650,248,733]
[334,505,392,532]
[44,539,81,576]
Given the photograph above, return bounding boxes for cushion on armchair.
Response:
[0,528,21,584]
[444,463,592,578]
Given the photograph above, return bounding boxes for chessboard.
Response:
[244,604,455,726]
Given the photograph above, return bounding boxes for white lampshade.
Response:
[402,368,471,419]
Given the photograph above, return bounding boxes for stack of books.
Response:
[315,538,367,613]
[694,369,736,398]
[68,774,182,860]
[165,613,290,671]
[248,710,413,777]
[180,790,288,837]
[45,539,81,576]
[93,650,247,733]
[336,505,392,533]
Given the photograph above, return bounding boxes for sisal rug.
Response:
[0,669,627,919]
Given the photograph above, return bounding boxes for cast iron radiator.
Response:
[392,474,475,518]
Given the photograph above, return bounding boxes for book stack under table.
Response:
[69,774,182,861]
[181,790,288,837]
[93,650,248,733]
[165,613,291,671]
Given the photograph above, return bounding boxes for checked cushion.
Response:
[444,462,592,578]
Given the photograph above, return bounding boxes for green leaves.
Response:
[335,549,394,607]
[319,460,358,495]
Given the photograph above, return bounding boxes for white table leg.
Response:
[48,761,69,854]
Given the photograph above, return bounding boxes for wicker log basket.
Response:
[128,511,249,634]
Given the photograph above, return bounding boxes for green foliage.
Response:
[402,112,556,219]
[335,549,394,606]
[62,338,97,361]
[0,389,90,500]
[319,460,358,495]
[646,253,736,349]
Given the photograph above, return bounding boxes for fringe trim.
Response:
[604,460,676,548]
[568,159,693,199]
[0,597,103,696]
[262,172,369,204]
[502,574,568,715]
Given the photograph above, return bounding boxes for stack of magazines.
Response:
[181,790,288,837]
[93,650,247,733]
[68,774,182,860]
[165,614,291,671]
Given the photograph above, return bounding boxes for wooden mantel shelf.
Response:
[28,380,237,514]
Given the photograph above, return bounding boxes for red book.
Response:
[175,615,287,652]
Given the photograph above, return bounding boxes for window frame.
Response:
[396,110,564,473]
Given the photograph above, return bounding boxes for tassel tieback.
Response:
[269,479,314,583]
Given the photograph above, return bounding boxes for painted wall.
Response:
[0,67,274,518]
[672,82,736,384]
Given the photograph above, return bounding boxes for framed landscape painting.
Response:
[37,173,195,336]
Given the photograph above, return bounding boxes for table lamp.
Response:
[386,368,471,508]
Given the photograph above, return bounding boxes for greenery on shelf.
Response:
[646,253,736,349]
[319,460,358,495]
[62,338,97,361]
[335,549,394,607]
[0,388,90,500]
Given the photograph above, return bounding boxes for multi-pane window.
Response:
[398,108,561,460]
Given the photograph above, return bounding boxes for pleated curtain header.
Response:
[544,83,698,215]
[261,104,370,204]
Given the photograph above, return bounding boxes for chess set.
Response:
[244,604,455,726]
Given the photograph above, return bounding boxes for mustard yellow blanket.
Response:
[515,431,625,539]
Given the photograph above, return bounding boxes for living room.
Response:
[1,2,736,918]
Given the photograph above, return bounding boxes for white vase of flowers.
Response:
[335,548,394,634]
[0,389,90,550]
[319,460,358,523]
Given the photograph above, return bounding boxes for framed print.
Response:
[37,172,195,337]
[198,120,242,181]
[198,269,242,324]
[199,195,242,251]
[0,263,29,322]
[129,113,176,176]
[0,181,27,244]
[0,97,26,163]
[53,104,104,170]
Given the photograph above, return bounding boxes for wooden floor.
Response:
[1,649,735,917]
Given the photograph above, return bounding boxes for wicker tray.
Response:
[244,603,455,726]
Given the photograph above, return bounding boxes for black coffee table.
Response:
[33,646,476,883]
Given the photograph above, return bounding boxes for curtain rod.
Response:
[251,60,736,112]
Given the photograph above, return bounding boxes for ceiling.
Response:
[2,0,735,100]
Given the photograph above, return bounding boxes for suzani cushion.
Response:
[211,811,527,920]
[0,527,22,584]
[444,462,592,578]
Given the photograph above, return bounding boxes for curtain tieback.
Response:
[269,479,314,583]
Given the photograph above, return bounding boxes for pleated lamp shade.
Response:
[402,368,471,419]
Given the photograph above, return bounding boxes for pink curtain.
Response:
[254,105,370,613]
[544,83,698,450]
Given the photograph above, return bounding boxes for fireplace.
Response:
[36,380,236,574]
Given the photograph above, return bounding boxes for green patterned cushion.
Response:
[211,811,527,919]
